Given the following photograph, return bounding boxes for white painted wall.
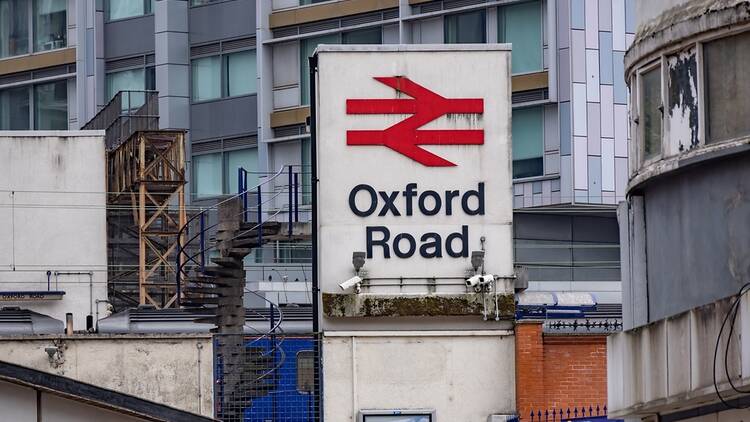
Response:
[0,334,214,416]
[0,380,147,422]
[324,332,515,422]
[0,131,108,330]
[316,45,513,298]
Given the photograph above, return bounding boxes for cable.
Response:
[713,282,750,409]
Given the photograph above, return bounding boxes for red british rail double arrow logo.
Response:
[346,76,484,167]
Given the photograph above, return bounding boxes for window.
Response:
[512,107,544,178]
[0,0,29,58]
[0,86,30,130]
[499,1,542,74]
[299,29,383,104]
[704,31,750,144]
[34,79,66,129]
[106,67,155,109]
[192,147,258,199]
[193,153,222,198]
[342,27,382,44]
[300,0,329,4]
[192,56,221,101]
[225,148,258,194]
[296,350,314,394]
[444,10,486,44]
[0,0,67,58]
[226,50,257,97]
[360,412,433,422]
[33,0,66,52]
[514,213,621,283]
[640,66,662,161]
[300,34,339,105]
[106,0,153,21]
[0,80,67,130]
[192,50,257,102]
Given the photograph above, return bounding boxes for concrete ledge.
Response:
[270,106,310,128]
[511,71,549,92]
[322,292,515,318]
[270,0,399,28]
[0,48,76,77]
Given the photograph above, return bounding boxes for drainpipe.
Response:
[94,299,111,332]
[196,342,203,415]
[54,271,95,331]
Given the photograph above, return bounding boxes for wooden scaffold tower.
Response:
[107,130,187,308]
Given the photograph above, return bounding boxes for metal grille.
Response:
[223,37,257,51]
[106,55,147,72]
[214,333,321,422]
[524,405,614,421]
[191,42,222,57]
[444,0,488,9]
[512,88,549,104]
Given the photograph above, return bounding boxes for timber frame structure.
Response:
[108,130,187,308]
[83,91,188,309]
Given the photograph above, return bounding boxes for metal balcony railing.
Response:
[82,90,159,151]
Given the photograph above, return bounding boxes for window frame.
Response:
[190,47,258,104]
[298,27,384,105]
[637,60,664,166]
[295,349,315,394]
[511,105,546,181]
[104,65,156,105]
[497,0,544,75]
[104,0,154,23]
[0,0,68,60]
[700,29,750,145]
[0,77,69,130]
[443,8,487,44]
[191,144,259,200]
[358,409,436,422]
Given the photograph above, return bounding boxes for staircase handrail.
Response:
[176,166,287,304]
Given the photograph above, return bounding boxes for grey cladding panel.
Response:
[104,16,155,59]
[514,213,573,241]
[190,0,256,45]
[572,215,619,243]
[191,95,259,141]
[644,154,750,322]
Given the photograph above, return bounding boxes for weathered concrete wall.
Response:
[0,131,108,330]
[635,0,692,32]
[323,331,515,421]
[608,294,749,418]
[643,152,750,322]
[0,334,214,417]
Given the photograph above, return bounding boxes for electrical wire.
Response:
[713,282,750,409]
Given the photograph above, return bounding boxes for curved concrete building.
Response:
[609,1,750,421]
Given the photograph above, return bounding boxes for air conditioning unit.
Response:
[487,415,518,422]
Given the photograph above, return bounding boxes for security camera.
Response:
[465,274,495,288]
[339,275,363,291]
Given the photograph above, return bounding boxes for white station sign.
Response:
[315,45,513,298]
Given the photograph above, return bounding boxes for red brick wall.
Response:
[515,321,608,420]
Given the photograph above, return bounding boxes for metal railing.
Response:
[176,166,289,304]
[524,405,618,422]
[82,90,159,151]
